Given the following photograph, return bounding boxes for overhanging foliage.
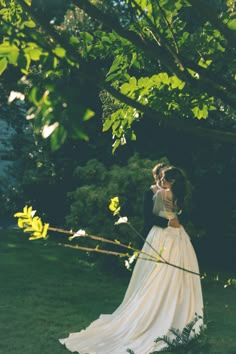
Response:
[0,0,235,150]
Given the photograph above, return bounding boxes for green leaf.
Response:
[120,82,131,95]
[138,77,149,87]
[131,131,136,141]
[198,58,212,68]
[23,20,36,28]
[0,57,7,75]
[24,45,42,61]
[129,76,137,88]
[53,46,66,58]
[69,36,80,45]
[227,19,236,30]
[80,32,94,42]
[28,87,40,105]
[0,43,19,64]
[216,42,225,52]
[101,35,111,44]
[72,127,89,141]
[83,108,95,121]
[192,106,200,118]
[187,68,200,79]
[106,55,123,78]
[102,117,114,132]
[192,105,208,119]
[50,125,67,151]
[18,53,30,73]
[130,52,137,67]
[201,105,209,119]
[209,104,216,111]
[105,71,121,82]
[112,139,120,153]
[112,120,121,132]
[170,76,185,89]
[159,72,169,84]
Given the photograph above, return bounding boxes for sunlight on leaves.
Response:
[14,206,49,240]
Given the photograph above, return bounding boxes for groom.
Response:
[142,162,180,237]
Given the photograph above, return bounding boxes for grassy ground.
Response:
[0,229,236,354]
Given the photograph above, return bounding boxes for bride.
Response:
[59,166,204,354]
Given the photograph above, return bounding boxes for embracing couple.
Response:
[60,163,204,354]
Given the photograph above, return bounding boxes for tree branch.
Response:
[16,0,86,67]
[104,84,236,144]
[72,0,183,76]
[188,0,236,48]
[14,0,236,144]
[72,0,236,109]
[130,0,236,100]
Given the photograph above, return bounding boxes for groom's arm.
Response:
[149,213,169,228]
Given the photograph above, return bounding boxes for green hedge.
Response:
[65,155,170,248]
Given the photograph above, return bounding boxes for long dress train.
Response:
[59,190,204,353]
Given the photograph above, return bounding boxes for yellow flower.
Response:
[109,197,120,215]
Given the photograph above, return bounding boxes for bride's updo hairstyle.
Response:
[163,166,187,211]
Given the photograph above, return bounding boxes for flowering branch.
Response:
[14,204,200,275]
[13,203,236,283]
[109,197,167,263]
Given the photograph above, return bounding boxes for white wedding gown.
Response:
[59,189,204,353]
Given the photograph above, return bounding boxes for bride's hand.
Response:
[168,218,180,228]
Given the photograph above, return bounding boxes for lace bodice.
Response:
[153,188,177,220]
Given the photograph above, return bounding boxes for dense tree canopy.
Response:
[0,0,235,151]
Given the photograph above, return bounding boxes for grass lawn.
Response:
[0,229,236,354]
